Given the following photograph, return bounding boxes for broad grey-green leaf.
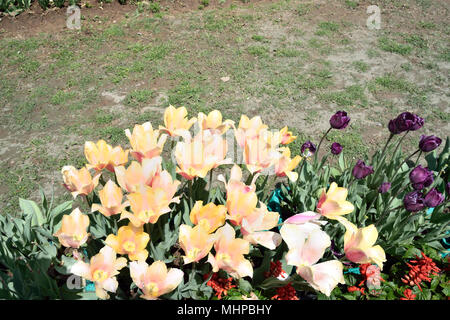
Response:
[19,198,46,227]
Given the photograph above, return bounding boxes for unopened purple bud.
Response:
[378,182,391,194]
[330,111,351,130]
[419,135,442,152]
[330,142,343,155]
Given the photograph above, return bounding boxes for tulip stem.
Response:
[314,127,332,163]
[392,131,409,160]
[380,133,394,159]
[393,149,420,177]
[208,168,214,195]
[188,179,194,210]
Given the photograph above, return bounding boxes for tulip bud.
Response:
[329,111,350,130]
[419,135,442,152]
[409,165,433,190]
[330,142,343,155]
[378,182,391,194]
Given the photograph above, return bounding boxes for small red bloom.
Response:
[401,252,441,291]
[400,288,416,300]
[204,273,236,299]
[271,282,299,300]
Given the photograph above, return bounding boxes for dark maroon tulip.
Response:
[330,142,343,155]
[329,111,351,130]
[301,141,316,156]
[419,135,442,152]
[394,112,424,132]
[409,165,433,190]
[403,190,426,212]
[388,119,402,135]
[378,182,391,194]
[352,160,374,179]
[424,188,444,207]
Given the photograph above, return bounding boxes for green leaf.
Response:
[19,198,46,227]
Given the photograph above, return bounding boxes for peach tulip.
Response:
[114,157,162,193]
[61,165,100,198]
[159,105,197,137]
[105,223,150,261]
[84,140,128,172]
[243,135,281,174]
[274,147,302,182]
[91,180,129,217]
[71,245,127,299]
[125,122,167,162]
[174,133,217,180]
[218,165,259,226]
[316,182,354,220]
[121,183,180,227]
[197,110,234,135]
[202,131,233,169]
[234,115,268,148]
[241,203,282,250]
[207,223,253,279]
[280,222,345,296]
[53,208,90,249]
[190,201,227,233]
[129,260,184,300]
[179,224,216,264]
[337,217,386,269]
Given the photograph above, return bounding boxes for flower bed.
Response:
[0,107,448,300]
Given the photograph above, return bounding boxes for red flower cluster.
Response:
[400,288,416,300]
[264,260,284,278]
[204,273,236,299]
[271,283,299,300]
[348,286,365,295]
[401,252,441,291]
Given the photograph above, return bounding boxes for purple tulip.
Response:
[330,142,343,155]
[352,160,374,179]
[403,190,426,212]
[301,141,316,156]
[378,182,391,194]
[330,111,351,129]
[409,165,434,190]
[395,112,424,132]
[419,135,442,152]
[424,188,444,207]
[388,119,402,135]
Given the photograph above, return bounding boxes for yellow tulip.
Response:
[129,260,184,300]
[91,180,129,217]
[114,157,162,193]
[234,115,268,148]
[279,126,297,145]
[241,203,282,250]
[316,182,354,220]
[61,165,100,198]
[159,105,197,137]
[337,217,386,269]
[179,224,216,264]
[198,110,234,135]
[207,223,253,279]
[274,147,302,182]
[105,223,150,261]
[190,201,227,233]
[174,133,217,180]
[53,208,90,249]
[84,140,129,172]
[121,180,180,227]
[125,122,167,162]
[71,246,127,299]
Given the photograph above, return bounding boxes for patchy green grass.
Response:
[0,0,448,215]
